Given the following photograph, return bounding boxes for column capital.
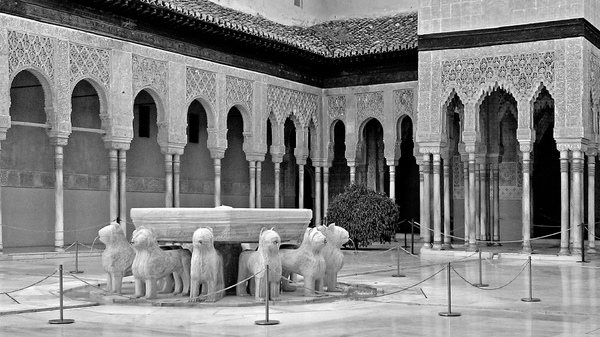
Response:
[160,144,185,156]
[49,134,69,147]
[103,137,131,151]
[245,153,265,162]
[556,140,586,153]
[210,148,226,160]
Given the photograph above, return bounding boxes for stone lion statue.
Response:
[98,221,135,294]
[236,227,282,301]
[280,227,327,296]
[130,226,191,300]
[189,227,225,302]
[316,223,349,292]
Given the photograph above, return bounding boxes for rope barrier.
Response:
[451,260,529,291]
[369,265,446,298]
[2,221,111,233]
[186,268,266,302]
[412,221,568,245]
[0,269,58,295]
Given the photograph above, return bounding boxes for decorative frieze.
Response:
[356,91,384,121]
[441,52,554,102]
[226,76,253,114]
[69,42,110,89]
[327,95,346,121]
[394,89,414,117]
[186,67,216,109]
[7,30,54,80]
[590,51,600,134]
[132,54,168,96]
[267,85,318,128]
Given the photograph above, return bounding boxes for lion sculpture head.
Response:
[317,223,349,248]
[258,227,281,256]
[302,227,327,252]
[98,221,126,246]
[131,226,158,250]
[192,227,215,249]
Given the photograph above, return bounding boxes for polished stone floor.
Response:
[1,242,600,336]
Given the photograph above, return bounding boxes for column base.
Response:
[587,247,597,254]
[431,242,443,250]
[558,248,570,256]
[54,246,65,252]
[420,243,431,253]
[467,243,478,252]
[492,241,502,247]
[441,243,453,250]
[521,245,532,254]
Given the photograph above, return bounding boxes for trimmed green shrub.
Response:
[326,184,400,248]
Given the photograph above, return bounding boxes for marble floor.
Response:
[1,242,599,336]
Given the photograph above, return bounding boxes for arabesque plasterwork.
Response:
[327,95,346,121]
[226,75,253,114]
[69,42,110,90]
[356,91,384,122]
[132,54,168,97]
[394,89,414,117]
[590,50,600,137]
[267,85,318,128]
[8,30,54,83]
[186,67,216,110]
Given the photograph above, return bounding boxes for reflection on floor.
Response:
[1,241,599,337]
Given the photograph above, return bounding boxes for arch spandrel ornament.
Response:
[226,76,253,115]
[186,67,216,111]
[356,91,384,126]
[8,30,55,82]
[394,89,414,118]
[267,85,319,129]
[327,95,346,122]
[69,42,111,91]
[132,54,168,98]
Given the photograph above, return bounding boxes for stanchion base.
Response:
[577,260,590,264]
[521,298,541,302]
[391,274,406,278]
[438,312,461,317]
[49,319,75,324]
[69,271,84,274]
[255,320,280,325]
[474,283,488,288]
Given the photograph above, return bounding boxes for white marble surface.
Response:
[1,242,600,336]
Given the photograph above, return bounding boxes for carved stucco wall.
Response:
[418,39,587,150]
[267,84,319,129]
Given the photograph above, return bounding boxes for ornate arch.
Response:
[71,77,109,133]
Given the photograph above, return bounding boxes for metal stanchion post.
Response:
[521,256,541,302]
[410,219,415,255]
[49,265,75,324]
[439,262,461,317]
[473,250,488,287]
[392,245,405,277]
[69,241,84,274]
[255,265,279,325]
[577,223,588,263]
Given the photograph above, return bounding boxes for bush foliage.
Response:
[326,184,400,248]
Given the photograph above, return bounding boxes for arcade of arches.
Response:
[1,1,600,259]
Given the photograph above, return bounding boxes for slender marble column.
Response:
[572,150,583,254]
[419,164,425,242]
[256,161,262,208]
[299,164,305,208]
[468,153,477,250]
[54,144,65,251]
[109,149,118,222]
[480,161,488,242]
[315,166,322,225]
[432,154,442,250]
[422,154,431,249]
[349,163,356,184]
[492,163,500,244]
[588,154,596,253]
[521,151,532,253]
[0,144,2,252]
[165,154,173,208]
[558,150,570,255]
[442,156,452,249]
[463,161,470,246]
[323,167,329,218]
[118,150,127,233]
[389,165,396,199]
[249,161,256,208]
[475,163,481,241]
[173,154,180,208]
[274,162,281,208]
[214,158,222,207]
